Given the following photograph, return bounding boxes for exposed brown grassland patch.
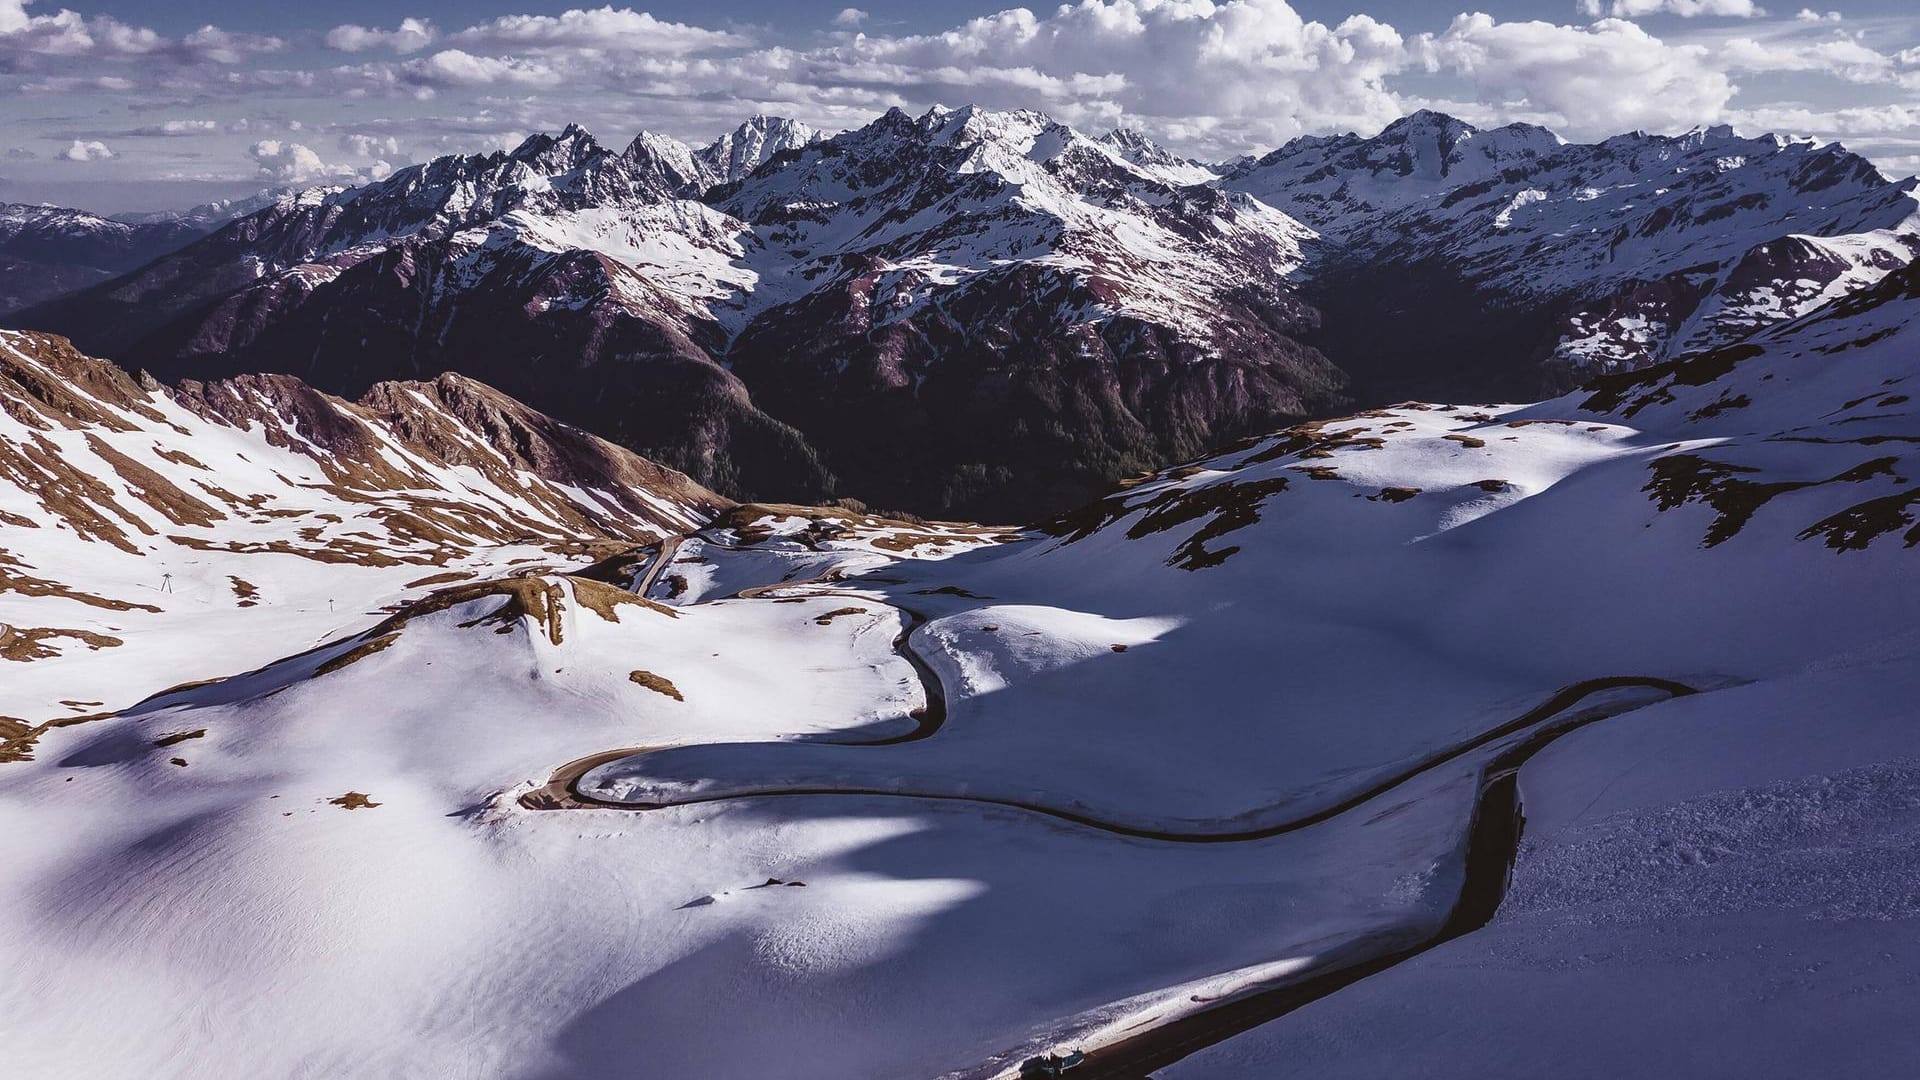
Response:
[629,670,683,701]
[0,709,115,763]
[1798,489,1920,550]
[567,577,677,623]
[84,434,226,528]
[1579,342,1763,416]
[0,565,160,612]
[1127,475,1293,570]
[1,624,122,661]
[1645,453,1903,547]
[228,577,260,607]
[314,634,396,676]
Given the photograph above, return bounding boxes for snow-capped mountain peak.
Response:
[623,129,709,193]
[509,122,606,171]
[694,115,822,187]
[12,103,1919,518]
[1099,126,1222,185]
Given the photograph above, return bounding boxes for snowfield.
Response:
[1165,653,1920,1079]
[2,261,1918,1074]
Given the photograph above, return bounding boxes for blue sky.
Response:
[4,0,1918,212]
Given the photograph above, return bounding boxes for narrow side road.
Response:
[519,533,945,811]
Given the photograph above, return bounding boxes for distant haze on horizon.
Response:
[3,0,1918,213]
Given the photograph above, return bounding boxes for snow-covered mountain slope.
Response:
[3,250,1908,1076]
[0,329,723,730]
[1164,653,1920,1080]
[1097,127,1221,186]
[592,263,1920,832]
[10,107,1340,520]
[694,114,823,186]
[1225,110,1920,398]
[10,106,1916,521]
[572,256,1919,1069]
[13,137,840,504]
[108,188,293,230]
[0,203,209,316]
[714,104,1335,519]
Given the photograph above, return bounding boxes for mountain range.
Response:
[4,217,1916,1077]
[8,106,1917,520]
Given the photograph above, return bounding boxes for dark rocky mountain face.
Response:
[710,106,1341,519]
[1223,110,1920,402]
[8,106,1916,521]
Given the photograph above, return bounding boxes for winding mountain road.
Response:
[516,527,1700,1077]
[1026,681,1695,1079]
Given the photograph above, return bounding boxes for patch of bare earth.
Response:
[1,624,122,661]
[1645,453,1903,547]
[228,577,260,607]
[629,670,683,701]
[1369,487,1422,503]
[0,709,115,763]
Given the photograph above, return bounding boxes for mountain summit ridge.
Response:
[9,104,1917,517]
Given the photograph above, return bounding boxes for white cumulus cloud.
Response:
[5,0,1920,181]
[403,49,562,88]
[337,133,402,158]
[1578,0,1764,15]
[781,0,1412,150]
[1721,33,1903,83]
[448,6,749,53]
[250,139,394,184]
[59,138,114,161]
[1413,15,1733,134]
[326,18,437,54]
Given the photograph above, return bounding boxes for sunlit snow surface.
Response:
[4,264,1920,1076]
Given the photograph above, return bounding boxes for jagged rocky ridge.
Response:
[11,106,1917,519]
[6,109,1336,519]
